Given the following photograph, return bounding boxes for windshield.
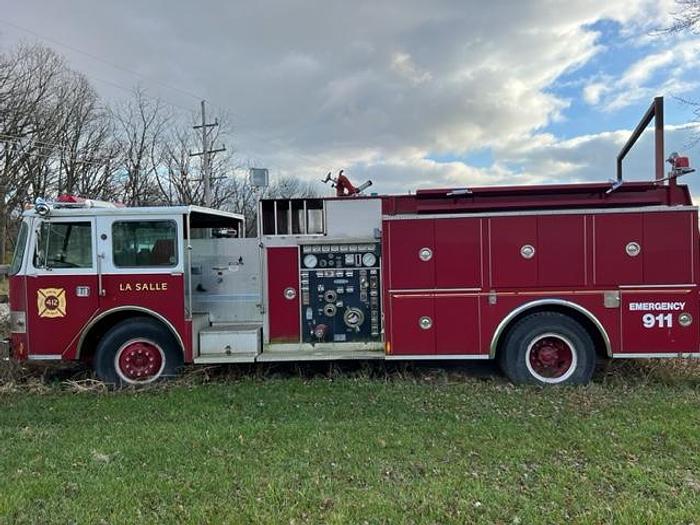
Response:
[9,221,29,275]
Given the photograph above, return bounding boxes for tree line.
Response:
[0,42,319,261]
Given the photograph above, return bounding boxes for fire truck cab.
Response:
[5,97,700,386]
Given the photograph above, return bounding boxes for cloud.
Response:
[332,123,700,198]
[3,0,697,197]
[584,38,700,111]
[390,52,432,85]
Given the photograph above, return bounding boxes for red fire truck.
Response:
[4,98,700,386]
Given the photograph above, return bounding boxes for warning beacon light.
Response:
[667,152,694,178]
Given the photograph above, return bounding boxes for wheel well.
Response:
[78,310,183,363]
[494,304,609,359]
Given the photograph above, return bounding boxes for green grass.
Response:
[1,365,699,524]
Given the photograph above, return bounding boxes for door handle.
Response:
[97,252,106,296]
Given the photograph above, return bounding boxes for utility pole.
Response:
[190,100,225,207]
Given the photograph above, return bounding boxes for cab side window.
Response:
[33,221,93,269]
[112,220,178,267]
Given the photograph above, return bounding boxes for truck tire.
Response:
[94,317,183,387]
[498,312,596,385]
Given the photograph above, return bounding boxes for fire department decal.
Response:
[37,288,67,318]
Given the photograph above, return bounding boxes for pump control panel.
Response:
[300,242,381,344]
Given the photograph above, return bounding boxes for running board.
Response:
[256,350,385,362]
[194,353,257,364]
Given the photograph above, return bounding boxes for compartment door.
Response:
[434,218,482,289]
[537,215,586,287]
[620,290,699,354]
[386,219,435,290]
[593,213,643,286]
[435,295,481,355]
[389,294,435,355]
[266,247,300,343]
[490,216,538,288]
[643,212,694,284]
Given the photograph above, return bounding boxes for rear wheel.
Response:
[94,318,183,387]
[498,312,596,385]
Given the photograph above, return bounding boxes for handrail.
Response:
[616,96,665,183]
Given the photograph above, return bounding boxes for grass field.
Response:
[1,361,699,524]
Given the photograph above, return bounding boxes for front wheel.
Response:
[94,317,183,387]
[498,312,596,385]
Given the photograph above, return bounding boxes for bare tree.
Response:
[0,43,67,260]
[0,40,281,260]
[265,175,320,199]
[111,87,170,206]
[156,113,243,208]
[667,0,700,33]
[53,72,119,199]
[665,1,700,146]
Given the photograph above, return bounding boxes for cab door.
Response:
[24,217,99,359]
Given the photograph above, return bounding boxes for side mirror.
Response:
[0,264,8,276]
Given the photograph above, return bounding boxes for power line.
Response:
[0,18,335,178]
[0,17,203,102]
[0,133,118,160]
[86,73,195,113]
[1,148,117,166]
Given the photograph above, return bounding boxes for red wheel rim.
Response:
[116,340,164,383]
[527,335,575,381]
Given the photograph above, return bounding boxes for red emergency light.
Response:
[56,194,86,204]
[667,152,694,180]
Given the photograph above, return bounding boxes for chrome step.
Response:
[256,349,385,362]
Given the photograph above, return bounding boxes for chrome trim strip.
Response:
[27,354,62,361]
[612,352,700,358]
[618,284,696,289]
[389,288,482,293]
[75,306,186,359]
[489,298,612,358]
[385,354,490,360]
[382,205,698,221]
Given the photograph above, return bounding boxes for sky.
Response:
[2,0,700,197]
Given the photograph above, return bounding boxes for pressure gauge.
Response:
[303,254,318,268]
[362,252,376,267]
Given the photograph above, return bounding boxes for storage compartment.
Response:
[489,216,538,288]
[434,217,482,289]
[385,219,435,290]
[260,199,324,235]
[593,213,643,286]
[385,217,483,291]
[537,215,586,287]
[266,247,301,343]
[643,211,694,284]
[434,295,481,354]
[389,293,482,355]
[389,294,435,355]
[620,291,698,353]
[199,325,261,355]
